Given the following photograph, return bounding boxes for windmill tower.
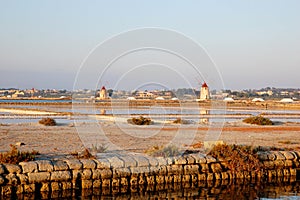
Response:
[99,86,108,100]
[200,82,210,100]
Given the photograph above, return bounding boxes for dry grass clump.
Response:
[127,116,152,125]
[39,117,56,126]
[173,118,191,124]
[70,148,95,159]
[145,145,180,157]
[208,143,261,172]
[243,115,273,125]
[0,144,39,164]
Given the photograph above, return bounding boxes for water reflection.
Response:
[200,108,210,124]
[7,179,300,199]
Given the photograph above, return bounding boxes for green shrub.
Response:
[39,117,56,126]
[145,145,180,157]
[243,115,273,125]
[127,116,152,125]
[90,143,108,153]
[208,143,261,172]
[0,144,39,164]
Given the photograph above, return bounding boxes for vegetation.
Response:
[243,115,273,125]
[208,143,261,172]
[70,148,95,159]
[0,144,39,164]
[145,145,180,157]
[90,143,108,153]
[173,118,191,124]
[39,117,57,126]
[127,116,153,125]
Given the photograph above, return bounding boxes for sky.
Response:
[0,0,299,90]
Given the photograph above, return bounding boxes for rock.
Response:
[28,172,50,183]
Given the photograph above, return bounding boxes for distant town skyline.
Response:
[1,1,299,90]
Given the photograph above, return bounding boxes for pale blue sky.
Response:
[0,1,299,90]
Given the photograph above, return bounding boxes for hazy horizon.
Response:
[1,1,299,91]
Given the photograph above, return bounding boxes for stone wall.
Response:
[0,151,300,197]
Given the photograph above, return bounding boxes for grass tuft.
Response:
[0,144,39,164]
[39,117,56,126]
[243,115,273,125]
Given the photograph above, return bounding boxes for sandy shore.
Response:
[1,120,300,160]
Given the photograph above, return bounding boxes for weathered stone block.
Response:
[95,158,111,169]
[198,173,206,181]
[82,179,93,189]
[65,159,82,170]
[182,174,191,183]
[174,156,187,165]
[120,156,137,167]
[191,153,207,164]
[19,161,37,173]
[165,175,173,184]
[52,160,69,171]
[210,163,223,173]
[120,177,129,186]
[284,160,293,168]
[135,156,150,167]
[272,151,286,160]
[267,153,276,161]
[24,183,35,193]
[28,172,50,183]
[113,167,131,178]
[0,175,5,185]
[130,176,138,186]
[36,160,53,172]
[93,179,101,188]
[221,172,229,180]
[51,171,71,182]
[3,164,22,174]
[100,169,112,179]
[274,160,285,168]
[61,182,72,190]
[200,164,210,173]
[184,164,199,175]
[80,159,96,169]
[92,169,101,179]
[156,166,168,175]
[16,174,28,184]
[167,164,182,175]
[156,157,167,166]
[139,175,146,185]
[72,170,82,181]
[186,156,195,164]
[173,174,182,183]
[146,175,155,185]
[40,183,50,192]
[16,185,23,194]
[1,185,12,195]
[5,174,19,185]
[147,157,158,166]
[206,173,214,181]
[290,169,297,176]
[214,173,221,180]
[281,151,295,160]
[130,166,149,175]
[101,179,111,188]
[0,164,5,174]
[107,156,124,168]
[263,161,275,169]
[51,182,60,191]
[81,169,92,179]
[206,156,217,163]
[257,152,269,161]
[112,178,120,187]
[156,175,165,184]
